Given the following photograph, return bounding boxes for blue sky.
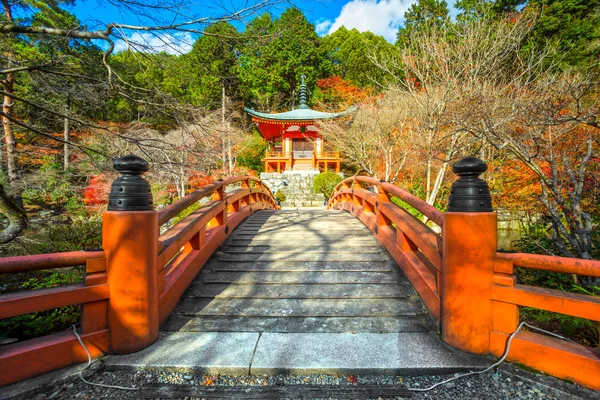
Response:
[67,0,448,53]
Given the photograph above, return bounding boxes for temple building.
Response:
[244,76,351,173]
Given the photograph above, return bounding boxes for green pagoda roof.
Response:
[244,75,355,122]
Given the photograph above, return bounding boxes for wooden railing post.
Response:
[375,182,391,227]
[102,155,159,354]
[209,179,227,228]
[441,157,497,355]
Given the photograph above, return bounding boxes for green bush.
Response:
[37,219,102,253]
[0,270,84,340]
[275,190,286,202]
[313,172,342,198]
[513,228,600,347]
[236,132,269,172]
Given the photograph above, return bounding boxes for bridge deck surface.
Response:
[105,210,488,375]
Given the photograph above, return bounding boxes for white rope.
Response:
[71,326,138,391]
[407,321,577,392]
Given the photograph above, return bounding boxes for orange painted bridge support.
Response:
[103,211,159,354]
[441,212,497,354]
[439,157,600,390]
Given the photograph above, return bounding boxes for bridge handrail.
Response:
[333,176,443,227]
[328,164,599,391]
[158,176,273,226]
[490,251,600,390]
[496,252,600,277]
[328,177,442,322]
[0,250,105,275]
[155,175,277,324]
[0,169,278,388]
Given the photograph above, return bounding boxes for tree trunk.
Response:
[63,103,70,171]
[0,182,27,243]
[2,71,17,182]
[227,122,233,176]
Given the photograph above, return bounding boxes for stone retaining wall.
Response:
[260,172,325,207]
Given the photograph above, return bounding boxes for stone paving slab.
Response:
[103,332,259,375]
[250,332,490,376]
[204,260,394,272]
[176,297,425,317]
[198,270,401,284]
[102,333,489,377]
[215,252,391,262]
[220,245,384,253]
[162,315,437,333]
[186,282,413,298]
[226,238,381,246]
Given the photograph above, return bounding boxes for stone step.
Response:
[225,238,380,246]
[103,332,490,376]
[198,271,400,284]
[219,247,384,255]
[228,226,370,232]
[230,233,374,240]
[173,297,426,317]
[162,315,436,333]
[203,261,394,272]
[185,282,414,298]
[236,223,360,230]
[215,252,390,262]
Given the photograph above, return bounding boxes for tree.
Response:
[319,91,415,182]
[396,0,450,46]
[184,22,240,108]
[527,0,600,66]
[0,0,277,243]
[313,172,342,198]
[383,9,600,261]
[455,69,600,262]
[321,27,396,88]
[455,0,527,20]
[313,76,372,110]
[237,7,329,110]
[237,132,268,172]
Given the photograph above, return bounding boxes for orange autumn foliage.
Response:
[316,76,373,109]
[83,174,111,207]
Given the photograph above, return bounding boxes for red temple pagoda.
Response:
[244,76,351,173]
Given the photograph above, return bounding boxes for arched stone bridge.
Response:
[0,155,598,392]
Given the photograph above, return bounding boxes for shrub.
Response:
[313,172,342,198]
[0,269,83,340]
[275,190,286,203]
[37,219,102,253]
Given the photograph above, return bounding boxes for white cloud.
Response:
[325,0,414,43]
[114,31,193,55]
[315,19,333,36]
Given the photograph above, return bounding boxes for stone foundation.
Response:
[260,171,325,207]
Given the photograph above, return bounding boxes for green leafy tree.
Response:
[527,0,600,66]
[236,131,268,172]
[455,0,527,20]
[396,0,450,46]
[183,22,240,108]
[237,8,329,110]
[321,27,396,87]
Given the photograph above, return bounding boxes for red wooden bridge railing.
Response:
[327,157,599,391]
[0,155,277,387]
[1,154,598,391]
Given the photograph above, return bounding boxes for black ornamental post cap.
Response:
[108,154,154,211]
[113,154,150,175]
[447,156,493,212]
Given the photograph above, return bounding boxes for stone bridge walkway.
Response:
[105,210,487,375]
